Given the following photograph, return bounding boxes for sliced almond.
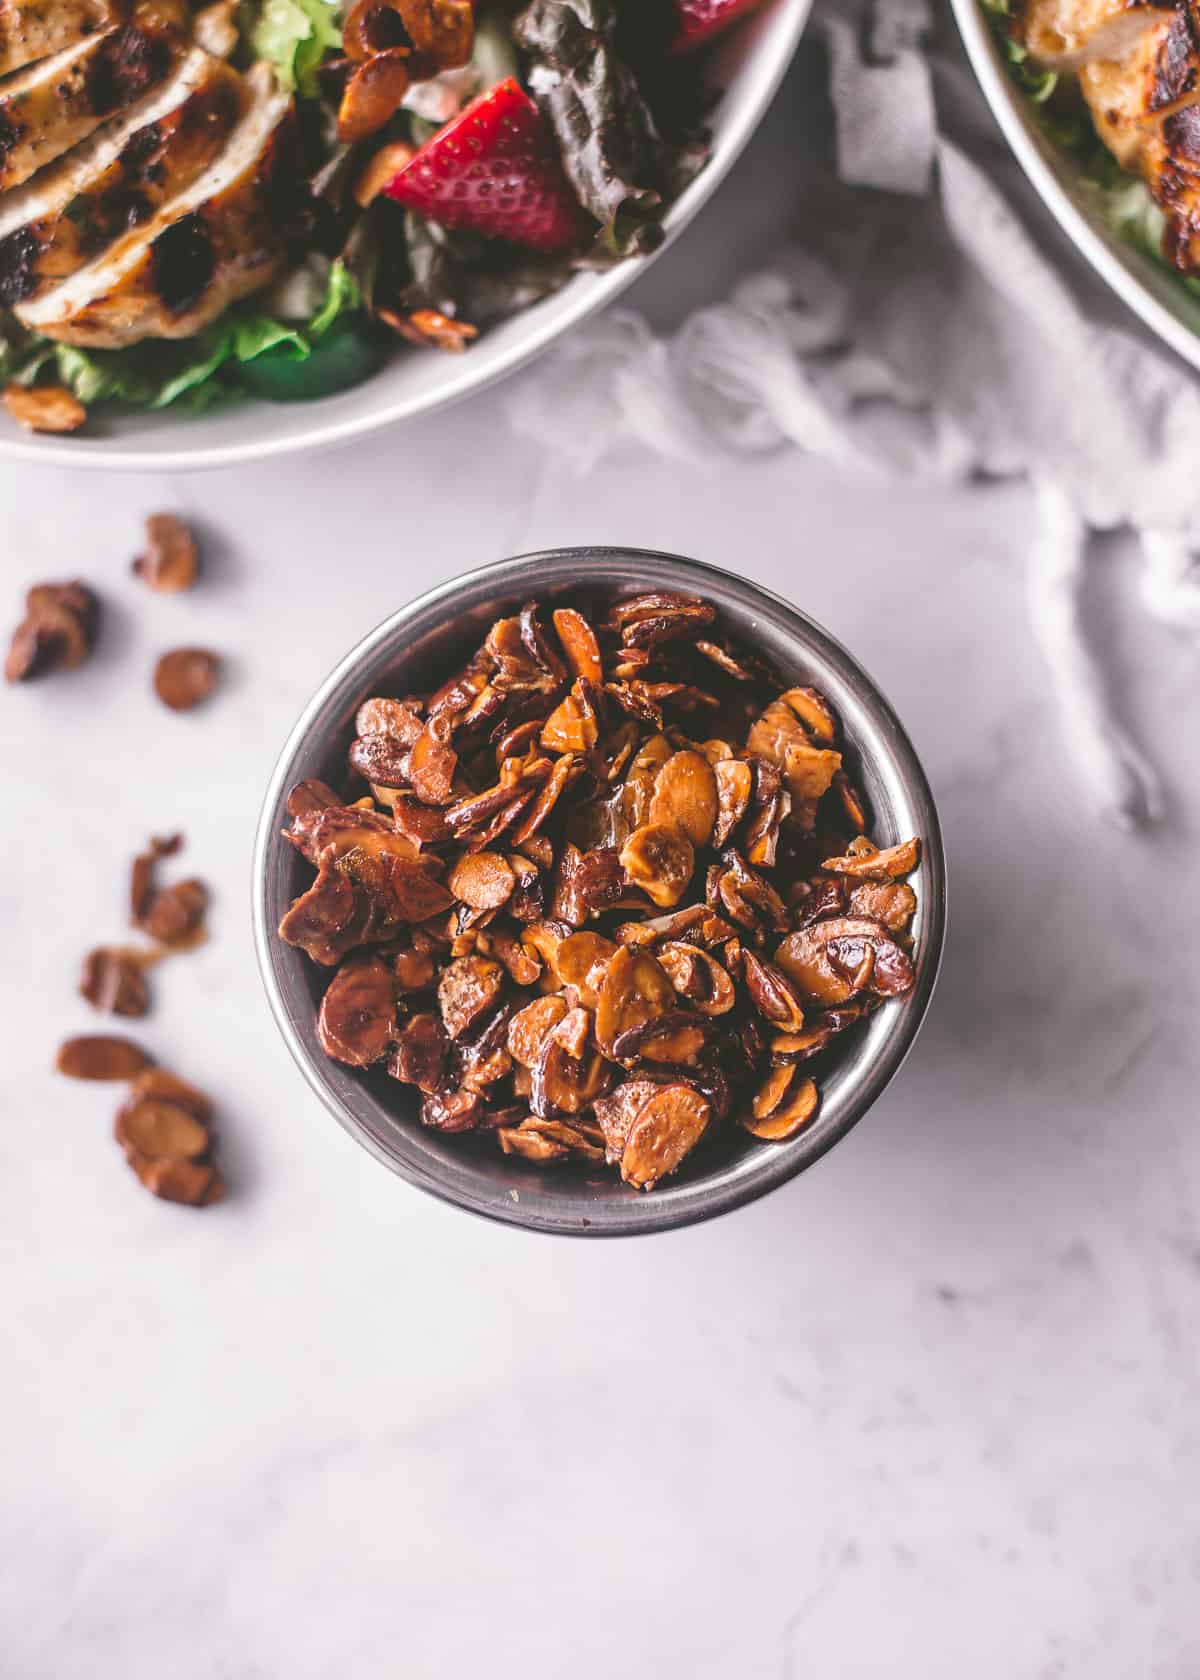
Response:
[116,1098,210,1162]
[447,850,515,910]
[619,1084,711,1190]
[821,837,921,880]
[552,607,602,683]
[619,822,694,909]
[742,1073,819,1140]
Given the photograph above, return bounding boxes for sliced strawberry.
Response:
[383,76,592,255]
[670,0,769,53]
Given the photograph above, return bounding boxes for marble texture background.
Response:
[3,51,1199,1680]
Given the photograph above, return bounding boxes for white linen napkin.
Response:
[509,0,1200,826]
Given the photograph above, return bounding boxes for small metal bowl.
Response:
[252,549,946,1237]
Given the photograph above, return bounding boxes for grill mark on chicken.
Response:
[150,209,214,310]
[0,14,309,351]
[86,23,172,116]
[0,7,188,191]
[18,77,310,345]
[0,220,39,303]
[0,54,244,304]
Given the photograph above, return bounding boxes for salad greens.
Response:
[1,259,367,411]
[249,0,343,97]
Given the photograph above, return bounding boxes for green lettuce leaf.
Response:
[9,259,366,412]
[979,0,1058,103]
[249,0,342,96]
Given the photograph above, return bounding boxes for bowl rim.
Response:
[252,548,948,1237]
[951,0,1200,374]
[0,0,812,475]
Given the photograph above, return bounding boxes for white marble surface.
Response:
[4,54,1200,1680]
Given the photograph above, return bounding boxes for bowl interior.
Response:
[952,0,1200,372]
[1,0,811,472]
[254,549,945,1236]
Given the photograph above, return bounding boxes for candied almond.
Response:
[437,955,503,1039]
[447,850,515,911]
[712,758,753,848]
[648,750,718,848]
[595,945,675,1058]
[779,686,838,744]
[742,1072,819,1141]
[619,1084,711,1190]
[821,837,921,880]
[541,681,599,754]
[552,1005,592,1060]
[354,140,416,205]
[508,995,569,1067]
[553,931,617,1007]
[695,640,754,681]
[593,1080,659,1163]
[742,951,806,1032]
[388,1012,448,1091]
[154,648,220,712]
[3,383,86,434]
[477,928,541,985]
[115,1098,209,1162]
[56,1035,153,1081]
[279,589,922,1191]
[510,752,576,843]
[833,770,868,833]
[497,1125,569,1163]
[140,879,208,946]
[552,608,602,684]
[530,1037,609,1117]
[420,1087,484,1132]
[126,1067,212,1121]
[80,947,149,1018]
[386,309,479,353]
[409,712,458,805]
[132,1155,222,1206]
[619,823,694,909]
[848,880,917,932]
[337,47,410,142]
[318,955,396,1066]
[133,515,199,593]
[6,579,96,682]
[656,941,736,1015]
[776,916,913,1007]
[612,1010,709,1066]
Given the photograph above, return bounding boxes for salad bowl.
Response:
[952,0,1200,373]
[0,0,811,472]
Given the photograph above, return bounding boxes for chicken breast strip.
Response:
[0,0,189,191]
[18,68,308,347]
[0,0,123,79]
[0,50,245,307]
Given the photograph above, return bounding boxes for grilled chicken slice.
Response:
[0,0,189,192]
[1014,0,1171,70]
[0,0,124,79]
[1134,101,1200,263]
[1079,3,1200,168]
[18,70,308,346]
[0,50,244,308]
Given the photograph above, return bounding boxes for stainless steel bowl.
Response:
[252,549,947,1236]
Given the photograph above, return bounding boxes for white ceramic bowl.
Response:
[1,0,811,473]
[952,0,1200,370]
